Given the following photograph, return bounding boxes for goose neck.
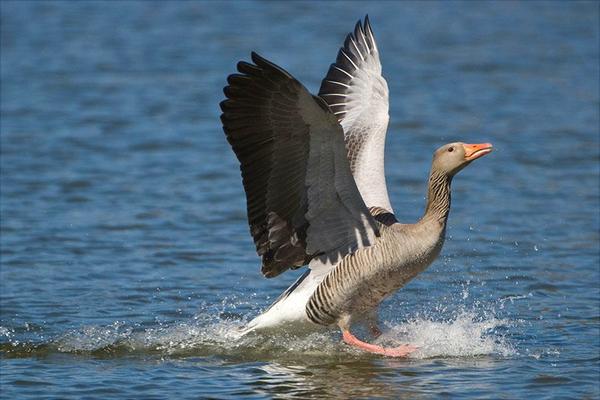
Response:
[422,169,452,225]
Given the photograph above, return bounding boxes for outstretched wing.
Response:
[220,52,379,278]
[318,16,393,212]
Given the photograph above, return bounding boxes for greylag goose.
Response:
[220,16,492,357]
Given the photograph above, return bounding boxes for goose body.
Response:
[244,210,445,334]
[220,16,492,356]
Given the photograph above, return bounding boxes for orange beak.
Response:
[463,143,493,161]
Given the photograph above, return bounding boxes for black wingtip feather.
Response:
[354,19,363,39]
[227,73,251,86]
[220,52,318,278]
[237,60,262,76]
[251,51,297,80]
[219,99,230,112]
[364,15,375,48]
[251,51,267,67]
[317,14,380,106]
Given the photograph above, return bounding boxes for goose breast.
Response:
[306,220,445,327]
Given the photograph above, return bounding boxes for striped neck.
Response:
[423,169,452,225]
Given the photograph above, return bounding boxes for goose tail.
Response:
[237,269,322,335]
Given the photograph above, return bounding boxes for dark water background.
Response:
[1,1,599,398]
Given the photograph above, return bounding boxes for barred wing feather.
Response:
[318,16,392,212]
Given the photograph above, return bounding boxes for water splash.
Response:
[1,302,514,360]
[378,312,515,359]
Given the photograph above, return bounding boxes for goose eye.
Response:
[448,147,454,152]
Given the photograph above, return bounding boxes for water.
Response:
[1,1,598,398]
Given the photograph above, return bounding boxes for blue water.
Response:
[1,1,599,398]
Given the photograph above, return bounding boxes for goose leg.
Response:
[364,311,382,338]
[370,324,382,338]
[342,330,417,357]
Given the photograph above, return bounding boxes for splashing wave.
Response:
[0,302,515,360]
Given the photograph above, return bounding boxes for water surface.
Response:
[1,1,599,398]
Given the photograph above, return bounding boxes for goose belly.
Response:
[306,230,444,326]
[347,257,433,314]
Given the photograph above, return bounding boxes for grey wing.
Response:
[318,16,393,212]
[220,52,379,278]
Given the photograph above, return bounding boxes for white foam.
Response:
[0,326,13,338]
[56,321,133,352]
[48,306,514,360]
[377,311,515,359]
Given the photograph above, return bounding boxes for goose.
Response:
[220,16,492,357]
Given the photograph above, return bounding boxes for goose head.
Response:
[432,142,493,177]
[432,142,492,177]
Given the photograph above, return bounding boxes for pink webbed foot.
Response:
[381,344,418,357]
[342,330,417,358]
